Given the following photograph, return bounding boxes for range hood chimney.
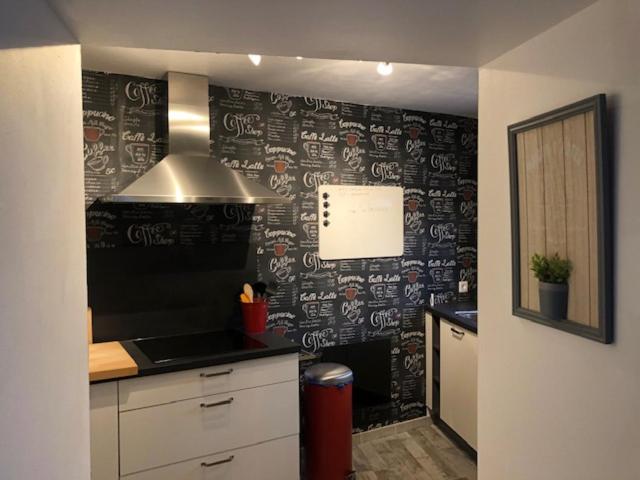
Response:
[102,72,290,204]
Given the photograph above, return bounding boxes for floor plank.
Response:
[355,419,476,480]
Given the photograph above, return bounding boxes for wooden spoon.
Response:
[243,283,254,303]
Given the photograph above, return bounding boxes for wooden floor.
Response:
[353,421,477,480]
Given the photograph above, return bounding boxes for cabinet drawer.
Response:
[440,320,477,449]
[120,380,299,475]
[119,353,298,411]
[122,435,299,480]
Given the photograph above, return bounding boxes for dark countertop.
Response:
[425,302,478,334]
[92,331,299,383]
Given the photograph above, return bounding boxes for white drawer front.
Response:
[119,353,298,411]
[120,380,299,475]
[121,435,299,480]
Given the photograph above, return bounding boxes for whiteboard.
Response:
[318,185,404,260]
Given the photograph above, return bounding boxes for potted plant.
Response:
[530,253,572,320]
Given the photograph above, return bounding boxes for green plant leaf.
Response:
[530,253,572,284]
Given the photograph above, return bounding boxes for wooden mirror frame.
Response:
[508,95,613,343]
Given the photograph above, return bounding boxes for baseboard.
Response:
[352,415,430,445]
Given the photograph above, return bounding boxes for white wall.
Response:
[478,0,640,478]
[0,2,89,480]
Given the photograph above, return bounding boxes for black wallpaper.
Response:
[83,71,477,430]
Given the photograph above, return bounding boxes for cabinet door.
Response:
[425,313,433,410]
[440,320,477,449]
[90,382,119,480]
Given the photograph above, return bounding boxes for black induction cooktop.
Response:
[133,330,267,364]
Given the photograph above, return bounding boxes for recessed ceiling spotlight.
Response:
[248,54,262,66]
[296,56,303,60]
[377,62,393,76]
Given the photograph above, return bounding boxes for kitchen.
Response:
[3,1,634,480]
[83,46,478,479]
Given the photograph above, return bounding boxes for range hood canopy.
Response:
[102,72,290,204]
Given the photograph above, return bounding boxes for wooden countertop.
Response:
[89,341,138,382]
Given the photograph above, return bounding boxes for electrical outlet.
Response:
[458,280,469,293]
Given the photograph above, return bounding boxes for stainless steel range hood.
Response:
[102,72,290,204]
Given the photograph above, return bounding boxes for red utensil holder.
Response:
[241,301,268,334]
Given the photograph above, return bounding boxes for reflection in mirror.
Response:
[508,95,613,343]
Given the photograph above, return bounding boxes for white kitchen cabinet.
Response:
[440,319,477,449]
[119,380,299,475]
[122,435,299,480]
[90,382,119,480]
[425,313,433,410]
[90,354,300,479]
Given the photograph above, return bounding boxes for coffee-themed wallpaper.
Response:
[83,70,477,430]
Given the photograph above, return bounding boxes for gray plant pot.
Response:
[539,281,568,320]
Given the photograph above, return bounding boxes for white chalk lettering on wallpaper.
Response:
[82,71,477,431]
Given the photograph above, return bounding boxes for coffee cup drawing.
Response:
[346,133,359,147]
[431,128,446,143]
[372,134,387,151]
[83,126,104,142]
[302,301,320,319]
[370,284,387,301]
[463,189,474,201]
[274,267,291,281]
[346,309,361,322]
[409,292,422,304]
[275,98,293,114]
[227,88,243,100]
[409,146,423,161]
[429,268,444,282]
[407,342,418,354]
[430,198,444,212]
[302,223,318,241]
[407,270,419,283]
[86,226,104,242]
[303,141,321,160]
[125,143,150,165]
[408,126,421,140]
[274,159,287,173]
[407,199,419,212]
[274,243,288,257]
[86,154,109,173]
[345,287,358,301]
[272,326,288,336]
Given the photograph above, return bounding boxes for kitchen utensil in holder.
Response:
[241,300,268,334]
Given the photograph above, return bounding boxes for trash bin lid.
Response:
[304,363,353,386]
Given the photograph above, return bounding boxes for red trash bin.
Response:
[304,363,355,480]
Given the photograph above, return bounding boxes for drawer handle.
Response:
[451,328,465,337]
[200,397,234,408]
[200,368,233,378]
[201,455,235,468]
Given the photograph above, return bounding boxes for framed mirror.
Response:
[508,94,613,343]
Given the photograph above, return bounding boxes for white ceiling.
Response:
[50,0,597,67]
[81,46,479,117]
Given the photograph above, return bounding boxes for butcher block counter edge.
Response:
[89,342,138,382]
